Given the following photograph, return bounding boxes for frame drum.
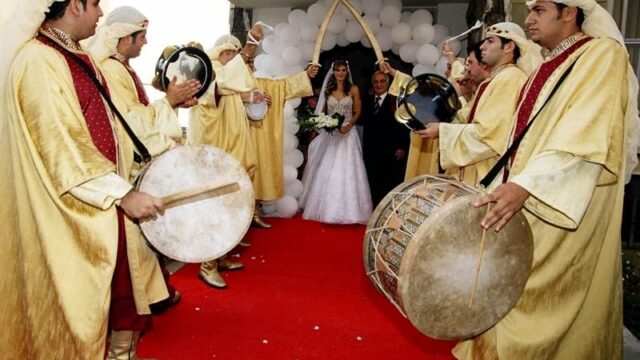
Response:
[136,145,254,263]
[246,91,268,121]
[363,175,533,339]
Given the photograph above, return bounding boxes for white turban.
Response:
[85,6,148,62]
[485,22,544,75]
[207,35,242,61]
[525,0,639,183]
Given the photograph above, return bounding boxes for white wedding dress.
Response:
[299,95,373,224]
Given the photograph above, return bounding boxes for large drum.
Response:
[364,175,533,339]
[136,145,254,263]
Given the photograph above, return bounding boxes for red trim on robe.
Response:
[111,56,150,106]
[467,79,491,124]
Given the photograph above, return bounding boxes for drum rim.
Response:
[160,46,214,99]
[398,194,534,340]
[137,144,255,263]
[246,100,268,121]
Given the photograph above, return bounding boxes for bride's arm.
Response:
[340,86,361,134]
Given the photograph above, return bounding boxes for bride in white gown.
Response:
[299,60,373,224]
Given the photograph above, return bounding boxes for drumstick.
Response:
[161,182,240,209]
[469,203,492,308]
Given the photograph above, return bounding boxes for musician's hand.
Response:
[395,149,406,160]
[456,77,474,100]
[473,182,529,232]
[120,190,165,221]
[254,92,271,106]
[379,62,396,76]
[166,77,200,108]
[415,123,439,139]
[178,97,199,108]
[307,65,320,79]
[250,23,264,42]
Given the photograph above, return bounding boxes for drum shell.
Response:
[363,175,533,339]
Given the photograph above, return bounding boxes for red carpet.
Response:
[138,215,455,359]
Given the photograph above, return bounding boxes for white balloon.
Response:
[336,33,350,47]
[435,56,449,77]
[361,36,372,48]
[254,53,268,71]
[284,102,295,118]
[416,43,439,66]
[377,27,393,52]
[300,24,319,43]
[328,13,347,34]
[262,35,284,55]
[276,23,301,45]
[383,0,403,8]
[284,132,299,152]
[321,32,337,51]
[276,195,299,218]
[392,43,401,55]
[342,0,363,21]
[285,64,305,77]
[399,41,418,63]
[299,41,315,61]
[285,120,301,134]
[412,23,436,44]
[253,70,269,79]
[282,46,303,66]
[285,179,304,198]
[285,149,304,168]
[288,9,308,28]
[262,54,285,76]
[261,200,277,215]
[345,21,364,43]
[433,24,451,44]
[363,14,381,34]
[286,97,302,109]
[363,0,383,16]
[391,23,412,45]
[379,5,401,27]
[412,63,436,76]
[307,3,327,26]
[409,9,433,27]
[283,165,298,183]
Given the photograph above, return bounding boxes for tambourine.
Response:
[245,90,268,121]
[153,44,214,99]
[395,73,461,131]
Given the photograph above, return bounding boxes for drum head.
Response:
[399,195,533,339]
[395,73,461,131]
[156,46,214,98]
[137,145,254,263]
[246,101,268,121]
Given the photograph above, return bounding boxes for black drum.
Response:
[395,73,461,131]
[153,44,214,99]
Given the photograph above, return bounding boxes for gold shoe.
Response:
[199,261,227,288]
[107,330,157,360]
[238,240,251,247]
[219,258,244,271]
[252,213,272,229]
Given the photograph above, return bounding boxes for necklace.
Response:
[547,32,586,59]
[490,63,516,78]
[42,26,81,51]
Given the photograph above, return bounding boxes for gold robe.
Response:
[454,37,627,360]
[189,55,258,175]
[99,57,181,157]
[0,40,167,359]
[252,72,312,201]
[439,66,527,186]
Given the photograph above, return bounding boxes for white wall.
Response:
[252,7,291,27]
[437,3,470,43]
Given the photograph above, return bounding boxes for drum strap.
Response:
[47,41,152,163]
[478,57,580,189]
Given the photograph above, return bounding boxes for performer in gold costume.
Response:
[460,1,639,358]
[0,1,170,358]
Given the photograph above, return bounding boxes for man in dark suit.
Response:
[362,71,410,206]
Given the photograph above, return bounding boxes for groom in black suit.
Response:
[362,71,410,206]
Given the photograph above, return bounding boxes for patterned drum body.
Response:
[363,175,533,339]
[137,145,254,263]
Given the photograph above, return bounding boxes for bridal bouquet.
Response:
[297,110,345,134]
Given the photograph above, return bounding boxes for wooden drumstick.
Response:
[469,203,492,308]
[161,182,240,210]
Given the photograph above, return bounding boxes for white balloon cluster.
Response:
[258,0,462,217]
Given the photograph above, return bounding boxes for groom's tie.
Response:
[374,96,381,114]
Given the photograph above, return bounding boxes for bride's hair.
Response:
[325,60,352,98]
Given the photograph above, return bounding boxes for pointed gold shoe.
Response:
[199,261,227,289]
[219,258,244,271]
[252,213,272,229]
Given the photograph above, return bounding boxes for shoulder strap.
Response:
[49,42,151,163]
[479,56,581,189]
